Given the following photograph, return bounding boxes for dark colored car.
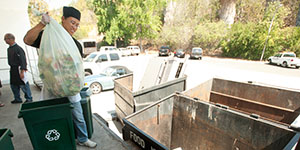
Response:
[189,47,203,60]
[174,49,186,58]
[159,46,171,56]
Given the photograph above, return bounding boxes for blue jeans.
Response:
[10,82,32,102]
[71,101,88,143]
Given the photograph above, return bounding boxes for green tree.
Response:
[222,1,290,60]
[93,0,121,45]
[28,0,49,27]
[72,0,98,39]
[120,0,165,50]
[93,0,165,49]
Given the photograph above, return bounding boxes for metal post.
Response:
[260,3,281,61]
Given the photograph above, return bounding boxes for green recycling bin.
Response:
[79,87,94,139]
[18,97,76,150]
[0,128,14,150]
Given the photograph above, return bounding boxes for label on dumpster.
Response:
[45,129,60,141]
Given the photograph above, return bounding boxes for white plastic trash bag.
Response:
[38,17,84,97]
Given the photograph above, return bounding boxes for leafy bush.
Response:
[221,2,292,60]
[280,27,300,56]
[193,21,228,50]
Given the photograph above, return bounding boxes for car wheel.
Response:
[199,57,202,60]
[268,59,272,64]
[90,82,102,94]
[296,66,300,69]
[282,61,288,68]
[85,71,92,76]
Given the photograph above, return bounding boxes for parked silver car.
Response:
[84,66,132,94]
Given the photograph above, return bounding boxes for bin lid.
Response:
[18,97,71,118]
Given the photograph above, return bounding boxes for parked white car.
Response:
[99,46,118,52]
[83,51,122,76]
[119,47,131,56]
[127,46,141,55]
[268,52,300,69]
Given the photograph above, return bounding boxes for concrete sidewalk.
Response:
[0,84,138,150]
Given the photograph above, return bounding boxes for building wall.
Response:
[0,0,38,84]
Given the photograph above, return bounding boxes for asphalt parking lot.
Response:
[91,53,300,138]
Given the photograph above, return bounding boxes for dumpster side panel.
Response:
[114,80,135,107]
[210,91,298,124]
[183,78,212,102]
[114,75,135,121]
[211,78,300,111]
[170,96,296,150]
[115,91,134,119]
[133,77,186,110]
[127,96,175,148]
[115,74,186,121]
[115,73,133,91]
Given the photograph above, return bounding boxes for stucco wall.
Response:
[0,0,38,84]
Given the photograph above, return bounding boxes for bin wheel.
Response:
[90,82,102,94]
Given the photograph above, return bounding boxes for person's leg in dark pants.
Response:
[10,84,22,103]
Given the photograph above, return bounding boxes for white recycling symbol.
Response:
[45,129,60,141]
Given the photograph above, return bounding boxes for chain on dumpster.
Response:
[45,129,60,141]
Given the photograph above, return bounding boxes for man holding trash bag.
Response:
[23,6,97,148]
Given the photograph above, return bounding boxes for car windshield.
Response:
[161,46,170,49]
[160,49,168,52]
[192,49,202,53]
[283,53,296,57]
[101,67,115,76]
[110,53,120,61]
[108,47,117,51]
[84,54,97,62]
[177,49,183,52]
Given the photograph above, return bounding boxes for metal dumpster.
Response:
[122,93,297,150]
[183,78,300,125]
[114,73,186,122]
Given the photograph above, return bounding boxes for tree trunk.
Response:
[296,3,300,26]
[219,0,236,25]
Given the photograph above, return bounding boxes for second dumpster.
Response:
[114,73,186,122]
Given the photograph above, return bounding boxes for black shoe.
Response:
[11,100,22,104]
[24,100,33,103]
